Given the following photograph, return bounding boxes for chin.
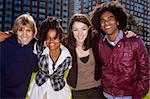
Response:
[21,41,30,45]
[49,49,56,52]
[105,32,113,35]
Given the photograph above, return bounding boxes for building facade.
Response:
[0,0,69,32]
[71,0,149,52]
[0,0,149,50]
[47,0,69,31]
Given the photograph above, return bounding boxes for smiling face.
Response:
[100,11,119,36]
[46,29,60,52]
[72,21,89,45]
[17,25,34,46]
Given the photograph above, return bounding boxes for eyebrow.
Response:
[72,25,88,29]
[100,16,115,20]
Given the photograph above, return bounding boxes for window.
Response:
[24,0,30,5]
[32,1,37,6]
[39,14,45,19]
[39,1,46,7]
[32,7,37,12]
[0,17,2,22]
[15,0,21,4]
[23,6,30,11]
[32,13,37,18]
[15,6,21,11]
[39,8,45,13]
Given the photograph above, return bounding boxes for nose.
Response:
[101,19,110,26]
[22,30,27,37]
[77,30,82,35]
[104,20,110,25]
[46,38,54,43]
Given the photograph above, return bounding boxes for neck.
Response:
[17,40,25,47]
[107,30,120,42]
[49,49,60,63]
[77,41,84,46]
[76,45,85,51]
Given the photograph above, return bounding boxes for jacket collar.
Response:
[33,43,71,69]
[103,30,124,46]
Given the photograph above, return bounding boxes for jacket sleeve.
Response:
[133,38,150,99]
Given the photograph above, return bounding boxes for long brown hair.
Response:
[67,13,93,51]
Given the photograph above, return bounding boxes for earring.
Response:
[117,22,119,26]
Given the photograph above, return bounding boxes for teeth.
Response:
[105,26,111,29]
[78,36,83,39]
[50,43,55,46]
[22,38,28,40]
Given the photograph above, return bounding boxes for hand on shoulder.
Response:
[0,31,12,42]
[125,31,139,38]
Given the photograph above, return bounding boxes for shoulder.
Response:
[98,37,104,45]
[33,42,38,54]
[125,36,145,46]
[61,44,72,58]
[0,35,17,46]
[124,37,147,53]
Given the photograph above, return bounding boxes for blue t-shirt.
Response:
[0,35,38,98]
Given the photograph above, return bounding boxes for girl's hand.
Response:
[125,31,138,38]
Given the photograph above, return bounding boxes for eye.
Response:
[18,28,23,31]
[26,29,31,32]
[82,27,88,30]
[108,17,114,21]
[100,20,105,24]
[54,36,58,40]
[72,29,77,32]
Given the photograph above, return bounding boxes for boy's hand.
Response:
[0,32,12,42]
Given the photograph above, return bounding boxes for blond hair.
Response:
[12,13,37,35]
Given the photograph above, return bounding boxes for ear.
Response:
[100,25,102,29]
[44,41,47,47]
[33,31,37,39]
[34,31,37,36]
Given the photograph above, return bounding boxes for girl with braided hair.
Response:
[28,16,72,99]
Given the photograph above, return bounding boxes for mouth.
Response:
[77,36,84,40]
[104,26,111,30]
[21,38,29,41]
[48,43,56,48]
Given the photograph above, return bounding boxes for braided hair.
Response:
[36,16,64,51]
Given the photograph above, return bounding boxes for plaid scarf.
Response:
[35,43,72,91]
